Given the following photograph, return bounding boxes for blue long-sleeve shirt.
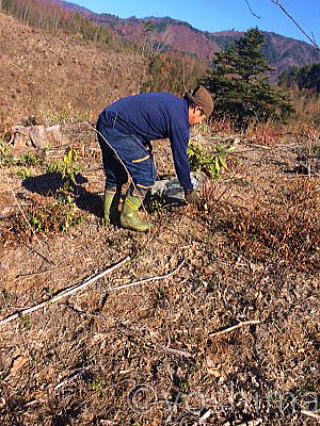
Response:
[99,92,193,191]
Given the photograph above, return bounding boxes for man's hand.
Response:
[184,189,201,205]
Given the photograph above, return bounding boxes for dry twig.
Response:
[0,257,186,327]
[301,410,320,422]
[111,258,185,291]
[196,409,213,425]
[156,343,192,358]
[270,0,320,50]
[209,320,261,336]
[243,0,261,19]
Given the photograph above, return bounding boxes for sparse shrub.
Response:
[22,193,83,234]
[215,179,320,271]
[17,153,39,167]
[11,170,83,235]
[188,140,235,180]
[0,144,43,169]
[246,120,279,146]
[200,179,230,206]
[210,118,234,136]
[44,108,90,126]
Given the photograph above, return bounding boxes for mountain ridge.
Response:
[57,1,320,76]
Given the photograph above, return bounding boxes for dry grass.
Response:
[245,120,282,146]
[210,179,320,271]
[210,118,235,136]
[1,122,319,425]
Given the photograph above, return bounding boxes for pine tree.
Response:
[203,28,294,126]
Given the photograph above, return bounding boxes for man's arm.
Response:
[170,126,193,192]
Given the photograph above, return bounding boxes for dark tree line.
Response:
[279,63,320,92]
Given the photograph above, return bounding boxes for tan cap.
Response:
[188,85,214,117]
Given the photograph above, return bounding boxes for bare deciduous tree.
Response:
[244,0,319,50]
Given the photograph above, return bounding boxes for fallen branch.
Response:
[0,256,130,327]
[111,258,185,291]
[156,343,192,358]
[0,257,186,328]
[301,410,320,422]
[209,320,261,336]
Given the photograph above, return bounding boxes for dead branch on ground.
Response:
[209,320,261,336]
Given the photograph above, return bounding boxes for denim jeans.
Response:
[96,118,157,189]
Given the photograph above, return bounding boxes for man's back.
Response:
[99,92,189,142]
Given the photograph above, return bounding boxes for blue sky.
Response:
[69,0,320,45]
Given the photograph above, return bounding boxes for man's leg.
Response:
[120,153,157,232]
[96,121,128,225]
[97,123,156,231]
[120,184,151,232]
[103,184,122,225]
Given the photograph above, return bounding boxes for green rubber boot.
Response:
[120,194,151,232]
[103,189,121,225]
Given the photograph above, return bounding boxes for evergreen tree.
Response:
[203,28,294,126]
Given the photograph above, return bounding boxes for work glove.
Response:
[184,189,201,205]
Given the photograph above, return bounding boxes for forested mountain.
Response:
[59,1,320,76]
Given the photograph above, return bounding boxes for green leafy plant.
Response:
[46,148,80,184]
[0,140,14,167]
[17,153,39,167]
[1,143,43,169]
[26,192,83,234]
[91,377,103,391]
[20,314,31,330]
[188,140,235,180]
[11,167,34,179]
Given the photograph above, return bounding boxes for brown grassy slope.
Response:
[0,12,146,128]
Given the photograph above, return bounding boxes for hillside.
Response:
[0,11,146,128]
[1,5,320,426]
[59,1,320,76]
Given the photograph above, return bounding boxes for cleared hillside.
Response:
[0,12,146,128]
